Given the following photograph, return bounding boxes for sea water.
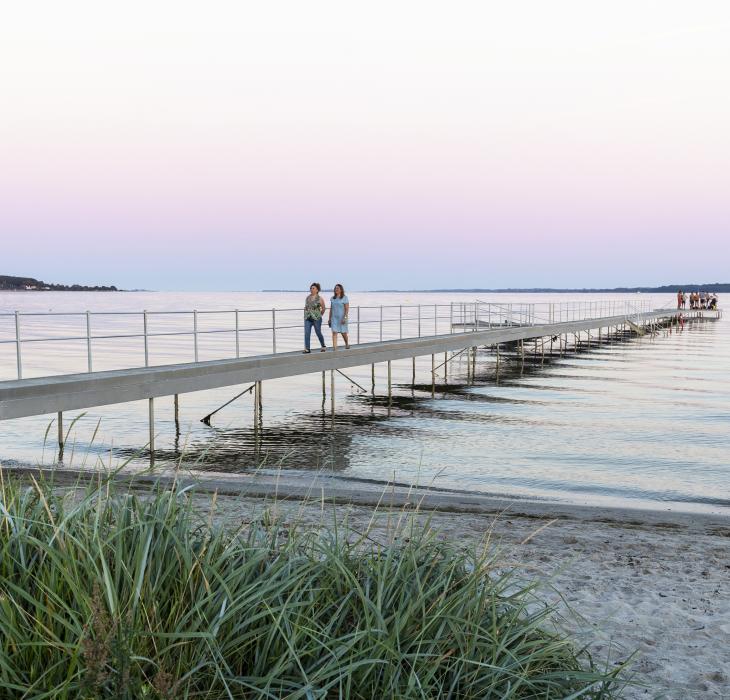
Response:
[1,291,728,515]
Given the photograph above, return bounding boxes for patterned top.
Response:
[304,294,323,321]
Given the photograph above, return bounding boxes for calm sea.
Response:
[1,291,728,515]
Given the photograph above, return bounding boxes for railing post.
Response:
[450,302,453,333]
[272,308,277,353]
[399,305,402,339]
[14,310,22,379]
[357,306,361,344]
[193,309,199,362]
[474,301,478,331]
[434,304,438,335]
[235,309,240,358]
[418,304,422,337]
[143,311,149,367]
[86,311,93,372]
[379,306,383,342]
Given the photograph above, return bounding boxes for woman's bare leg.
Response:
[342,332,349,348]
[332,332,338,349]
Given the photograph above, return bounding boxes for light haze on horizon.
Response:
[1,1,729,291]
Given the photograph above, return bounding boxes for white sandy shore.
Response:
[6,465,730,698]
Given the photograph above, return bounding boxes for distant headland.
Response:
[0,275,118,292]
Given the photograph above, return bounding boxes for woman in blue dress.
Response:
[327,283,350,349]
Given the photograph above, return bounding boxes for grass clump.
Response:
[0,473,626,698]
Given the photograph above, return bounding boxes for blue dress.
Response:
[330,295,349,333]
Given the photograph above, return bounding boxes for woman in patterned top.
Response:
[303,282,327,353]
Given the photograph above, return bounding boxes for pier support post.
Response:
[472,346,477,380]
[330,370,335,417]
[387,360,392,404]
[258,381,262,422]
[444,352,448,381]
[173,394,179,430]
[431,354,435,397]
[57,411,64,457]
[412,357,416,386]
[322,371,326,403]
[371,364,375,395]
[148,398,155,462]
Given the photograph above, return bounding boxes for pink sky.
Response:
[1,1,729,290]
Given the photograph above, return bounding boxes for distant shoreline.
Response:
[264,283,730,293]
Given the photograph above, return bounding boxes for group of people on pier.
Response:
[303,282,350,353]
[677,290,718,310]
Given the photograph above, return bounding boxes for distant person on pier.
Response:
[677,290,683,309]
[709,294,718,310]
[303,282,327,353]
[682,291,687,308]
[328,283,350,350]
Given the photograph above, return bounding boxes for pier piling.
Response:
[148,397,155,461]
[57,411,63,456]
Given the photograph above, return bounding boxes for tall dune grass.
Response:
[0,472,627,698]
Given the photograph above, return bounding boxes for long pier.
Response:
[0,301,720,456]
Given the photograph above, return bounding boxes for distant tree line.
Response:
[0,275,118,291]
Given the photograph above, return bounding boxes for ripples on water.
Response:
[1,292,728,514]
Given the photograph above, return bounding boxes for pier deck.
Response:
[0,307,695,421]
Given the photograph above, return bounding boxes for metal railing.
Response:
[0,299,657,380]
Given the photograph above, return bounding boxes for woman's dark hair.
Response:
[309,282,321,292]
[332,283,345,299]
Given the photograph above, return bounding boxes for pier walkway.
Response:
[0,301,719,452]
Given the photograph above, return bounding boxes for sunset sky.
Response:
[1,1,728,290]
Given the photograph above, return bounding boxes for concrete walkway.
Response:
[0,308,681,420]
